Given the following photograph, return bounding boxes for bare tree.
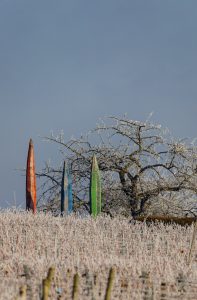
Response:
[37,116,197,217]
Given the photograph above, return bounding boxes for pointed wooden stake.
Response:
[26,139,37,213]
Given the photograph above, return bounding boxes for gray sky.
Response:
[0,0,197,208]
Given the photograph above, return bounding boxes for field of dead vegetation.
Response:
[0,211,197,299]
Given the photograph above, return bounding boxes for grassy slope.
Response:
[0,211,197,299]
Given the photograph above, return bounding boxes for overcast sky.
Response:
[0,0,197,208]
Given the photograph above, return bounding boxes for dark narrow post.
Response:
[67,164,73,214]
[61,161,67,215]
[61,161,73,215]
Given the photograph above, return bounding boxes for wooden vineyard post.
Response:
[61,161,73,215]
[41,267,55,300]
[104,267,116,300]
[72,273,80,300]
[90,155,102,217]
[26,139,36,213]
[140,271,153,300]
[15,285,27,300]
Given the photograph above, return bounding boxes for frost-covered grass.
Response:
[0,210,197,299]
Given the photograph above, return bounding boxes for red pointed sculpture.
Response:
[26,139,37,213]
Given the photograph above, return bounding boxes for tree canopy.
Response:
[38,116,197,217]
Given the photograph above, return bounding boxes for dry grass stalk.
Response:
[104,267,116,300]
[1,211,197,299]
[187,221,197,265]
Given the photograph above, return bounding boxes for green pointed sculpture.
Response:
[90,155,102,217]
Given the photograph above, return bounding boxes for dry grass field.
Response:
[0,211,197,299]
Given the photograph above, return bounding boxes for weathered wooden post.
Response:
[104,267,116,300]
[26,139,36,213]
[90,155,102,217]
[72,273,80,300]
[41,267,55,300]
[15,285,27,300]
[61,161,73,215]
